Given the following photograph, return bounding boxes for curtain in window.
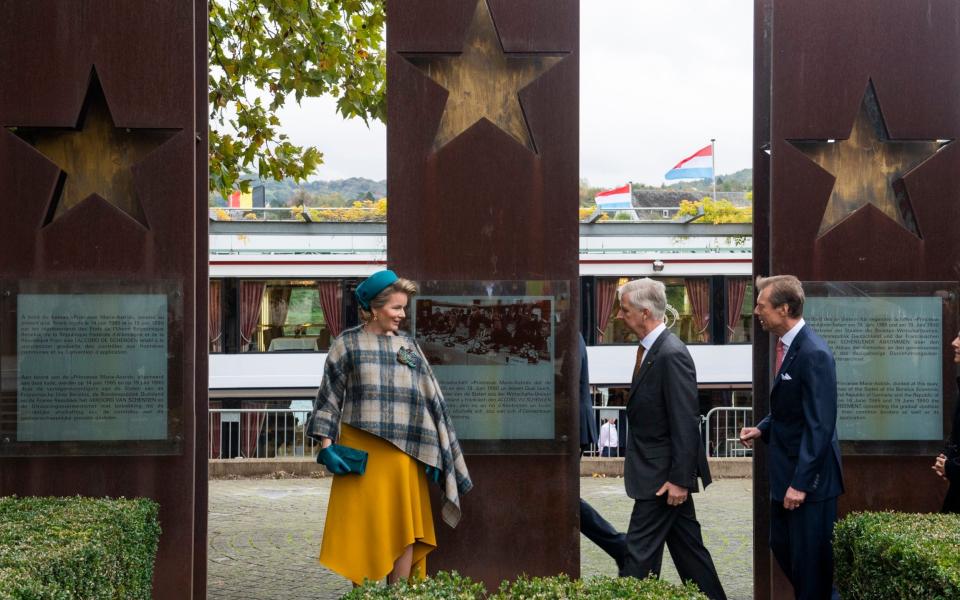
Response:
[726,278,748,338]
[317,280,343,338]
[239,281,266,350]
[241,400,268,458]
[595,278,618,341]
[685,278,711,342]
[268,287,292,333]
[209,280,222,353]
[209,399,222,459]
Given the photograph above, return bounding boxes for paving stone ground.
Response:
[208,476,753,600]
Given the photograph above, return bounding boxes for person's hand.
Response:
[933,454,947,479]
[783,486,806,510]
[425,465,442,484]
[739,426,762,449]
[318,446,350,475]
[656,482,688,507]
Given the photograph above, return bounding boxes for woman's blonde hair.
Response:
[359,278,418,322]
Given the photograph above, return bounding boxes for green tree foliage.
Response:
[676,195,752,224]
[578,178,604,207]
[208,0,386,197]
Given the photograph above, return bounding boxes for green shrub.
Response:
[345,572,706,599]
[834,511,960,600]
[0,496,161,600]
[342,571,486,599]
[580,576,708,599]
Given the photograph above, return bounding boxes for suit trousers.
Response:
[623,495,726,600]
[769,498,839,600]
[579,499,626,569]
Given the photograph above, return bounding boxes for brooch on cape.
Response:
[397,346,420,369]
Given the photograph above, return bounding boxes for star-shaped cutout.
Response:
[7,68,179,228]
[401,0,567,153]
[788,79,950,238]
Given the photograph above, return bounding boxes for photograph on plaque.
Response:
[804,283,953,445]
[413,295,555,441]
[17,293,168,442]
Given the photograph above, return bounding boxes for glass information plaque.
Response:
[17,294,168,441]
[803,282,957,455]
[0,280,184,456]
[411,280,573,454]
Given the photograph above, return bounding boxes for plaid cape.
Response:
[305,325,472,528]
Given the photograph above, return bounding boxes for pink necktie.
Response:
[775,339,786,374]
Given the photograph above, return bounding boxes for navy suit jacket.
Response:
[624,330,711,499]
[758,324,844,502]
[579,333,598,446]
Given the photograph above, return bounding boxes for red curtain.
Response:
[595,278,618,341]
[241,401,267,458]
[317,280,344,338]
[209,399,222,459]
[685,278,711,342]
[239,281,266,351]
[209,280,222,353]
[726,278,748,339]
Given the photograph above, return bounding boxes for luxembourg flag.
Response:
[594,184,632,210]
[664,144,714,180]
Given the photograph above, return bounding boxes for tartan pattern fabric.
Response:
[306,325,472,527]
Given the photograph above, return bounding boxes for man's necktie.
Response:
[775,338,786,374]
[633,345,646,381]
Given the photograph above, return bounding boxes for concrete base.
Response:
[580,457,751,479]
[209,458,329,479]
[209,457,752,479]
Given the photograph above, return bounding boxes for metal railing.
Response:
[208,405,750,460]
[704,406,753,458]
[586,405,628,457]
[209,408,319,460]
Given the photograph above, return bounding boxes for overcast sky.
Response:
[276,1,753,189]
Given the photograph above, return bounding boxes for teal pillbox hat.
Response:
[355,269,399,310]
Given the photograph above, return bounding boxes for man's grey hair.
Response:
[618,278,666,321]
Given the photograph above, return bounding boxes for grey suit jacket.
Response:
[623,330,712,499]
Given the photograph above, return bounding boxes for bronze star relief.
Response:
[788,80,950,238]
[8,69,179,228]
[402,0,567,153]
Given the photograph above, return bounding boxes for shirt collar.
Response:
[780,318,805,348]
[641,322,667,350]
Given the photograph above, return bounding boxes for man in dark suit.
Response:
[577,332,627,569]
[740,275,843,600]
[618,278,725,599]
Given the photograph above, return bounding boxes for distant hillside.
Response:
[661,168,752,193]
[211,177,387,207]
[579,169,752,207]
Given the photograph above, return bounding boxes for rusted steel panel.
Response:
[752,2,773,597]
[0,1,202,597]
[388,0,579,588]
[763,1,960,598]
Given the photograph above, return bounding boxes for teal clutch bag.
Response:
[331,443,368,475]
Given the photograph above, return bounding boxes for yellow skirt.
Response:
[319,423,437,585]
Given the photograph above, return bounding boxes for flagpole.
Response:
[710,138,716,203]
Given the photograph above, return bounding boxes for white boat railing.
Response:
[704,406,753,457]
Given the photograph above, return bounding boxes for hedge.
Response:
[343,571,708,599]
[834,511,960,600]
[0,496,161,600]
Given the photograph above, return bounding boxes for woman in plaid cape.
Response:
[306,270,472,586]
[934,332,960,513]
